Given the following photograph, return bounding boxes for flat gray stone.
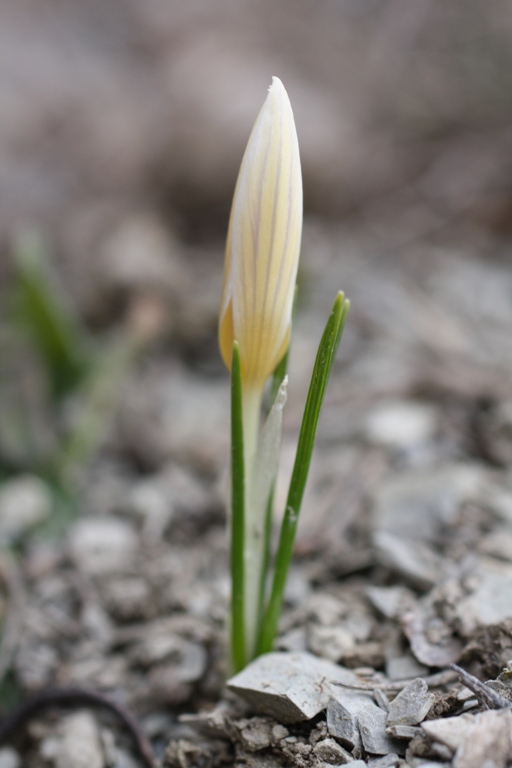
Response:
[387,678,434,726]
[373,466,482,544]
[312,738,353,764]
[363,400,437,450]
[453,709,512,768]
[326,692,371,749]
[357,700,404,756]
[386,652,428,681]
[308,624,355,663]
[414,764,451,768]
[403,603,462,668]
[0,476,52,542]
[386,724,422,739]
[227,652,357,723]
[373,532,442,590]
[69,517,138,576]
[365,585,414,620]
[41,711,105,768]
[0,748,20,768]
[372,466,482,588]
[367,755,400,768]
[373,689,390,711]
[421,714,475,753]
[455,559,512,634]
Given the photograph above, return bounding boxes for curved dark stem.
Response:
[0,686,155,767]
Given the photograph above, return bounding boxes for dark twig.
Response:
[450,664,512,711]
[331,667,458,693]
[0,687,155,767]
[0,551,25,684]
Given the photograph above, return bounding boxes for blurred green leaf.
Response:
[14,232,90,400]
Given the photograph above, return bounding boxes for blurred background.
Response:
[4,0,512,260]
[1,0,512,742]
[2,0,512,487]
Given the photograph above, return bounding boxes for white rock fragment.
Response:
[423,709,512,768]
[227,651,357,723]
[364,400,437,450]
[386,652,428,682]
[455,558,512,633]
[308,624,355,663]
[479,527,512,563]
[365,585,414,620]
[372,466,482,588]
[69,517,138,575]
[0,748,20,768]
[373,531,444,590]
[453,709,512,768]
[0,475,52,541]
[46,711,105,768]
[386,678,434,726]
[421,713,476,752]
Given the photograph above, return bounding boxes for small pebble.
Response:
[0,748,21,768]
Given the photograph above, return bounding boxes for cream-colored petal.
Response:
[219,77,302,387]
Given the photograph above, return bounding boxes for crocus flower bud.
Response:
[219,77,303,388]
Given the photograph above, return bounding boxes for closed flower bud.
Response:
[219,77,303,388]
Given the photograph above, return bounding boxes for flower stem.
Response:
[230,342,246,672]
[241,382,264,661]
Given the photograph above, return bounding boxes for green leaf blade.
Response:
[258,292,349,655]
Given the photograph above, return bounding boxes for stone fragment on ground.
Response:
[326,690,371,750]
[311,737,353,764]
[421,714,475,753]
[363,400,438,451]
[0,748,21,768]
[423,709,512,768]
[455,558,512,634]
[0,475,52,541]
[40,711,105,768]
[68,517,139,576]
[386,679,434,726]
[357,699,404,756]
[372,466,482,588]
[403,594,463,668]
[227,651,358,723]
[386,652,429,681]
[365,586,414,621]
[367,754,401,767]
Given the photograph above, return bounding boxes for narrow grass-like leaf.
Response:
[58,337,136,488]
[14,233,89,400]
[257,292,349,655]
[230,342,246,672]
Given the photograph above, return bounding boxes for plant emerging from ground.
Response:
[219,77,350,672]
